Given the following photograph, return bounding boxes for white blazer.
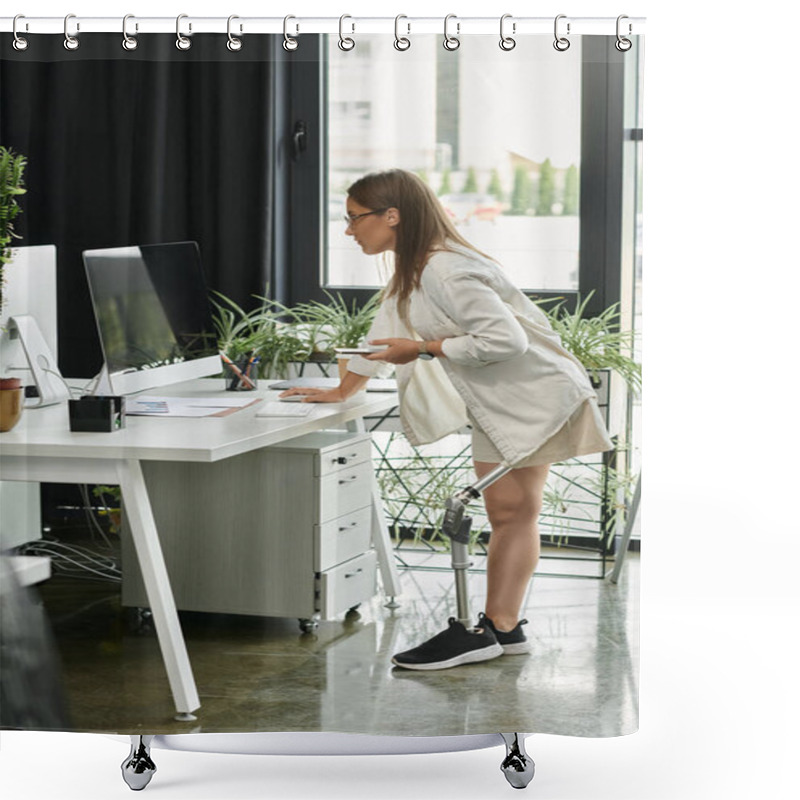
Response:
[348,246,606,466]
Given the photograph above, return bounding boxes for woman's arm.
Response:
[365,338,445,364]
[434,272,528,367]
[278,370,370,403]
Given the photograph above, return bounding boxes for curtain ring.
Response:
[443,14,460,51]
[63,14,80,51]
[283,15,299,51]
[499,14,516,51]
[122,14,138,51]
[338,14,355,51]
[176,14,192,50]
[394,15,411,51]
[553,14,570,51]
[227,15,242,51]
[615,15,632,52]
[12,15,29,51]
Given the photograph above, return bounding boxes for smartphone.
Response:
[334,346,388,355]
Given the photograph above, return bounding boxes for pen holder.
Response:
[68,395,126,432]
[224,362,258,391]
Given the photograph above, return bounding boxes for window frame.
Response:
[286,36,629,316]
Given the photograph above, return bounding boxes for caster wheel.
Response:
[125,608,153,636]
[500,733,535,789]
[121,736,156,791]
[299,618,319,633]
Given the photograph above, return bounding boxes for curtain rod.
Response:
[1,16,646,37]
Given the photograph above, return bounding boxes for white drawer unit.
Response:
[121,431,379,626]
[318,550,378,619]
[315,506,372,572]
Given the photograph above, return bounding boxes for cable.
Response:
[24,539,120,572]
[19,537,121,583]
[42,366,80,399]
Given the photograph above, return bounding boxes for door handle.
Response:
[292,120,307,162]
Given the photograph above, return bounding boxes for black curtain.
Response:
[0,34,288,378]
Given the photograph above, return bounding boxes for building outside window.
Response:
[326,35,583,293]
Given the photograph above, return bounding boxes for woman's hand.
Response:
[277,371,370,403]
[366,338,423,365]
[278,387,347,403]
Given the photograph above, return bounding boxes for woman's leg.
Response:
[475,461,550,632]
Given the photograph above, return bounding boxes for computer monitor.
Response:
[0,245,59,396]
[82,241,220,395]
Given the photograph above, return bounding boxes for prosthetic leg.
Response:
[441,465,536,790]
[441,463,512,627]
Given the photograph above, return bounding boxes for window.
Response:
[286,36,634,315]
[326,35,583,293]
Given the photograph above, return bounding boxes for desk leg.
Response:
[117,459,200,719]
[346,418,402,602]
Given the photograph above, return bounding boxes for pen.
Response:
[220,352,256,389]
[244,353,258,379]
[227,354,240,390]
[234,353,250,390]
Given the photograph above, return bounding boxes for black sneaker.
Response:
[479,613,531,655]
[392,618,503,671]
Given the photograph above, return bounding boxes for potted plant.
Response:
[92,485,123,534]
[290,291,381,378]
[212,292,313,380]
[0,147,27,431]
[0,145,27,314]
[212,289,381,381]
[538,292,641,393]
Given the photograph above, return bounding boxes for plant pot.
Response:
[0,377,24,432]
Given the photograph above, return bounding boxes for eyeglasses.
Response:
[343,208,389,226]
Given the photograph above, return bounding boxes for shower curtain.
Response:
[0,13,642,759]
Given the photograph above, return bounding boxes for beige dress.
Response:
[468,398,610,467]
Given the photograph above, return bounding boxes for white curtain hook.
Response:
[283,15,299,51]
[615,15,633,52]
[443,14,460,51]
[338,14,355,51]
[394,15,411,51]
[12,14,29,51]
[122,14,138,51]
[63,13,80,51]
[227,15,243,51]
[554,14,571,52]
[176,13,192,50]
[499,14,516,51]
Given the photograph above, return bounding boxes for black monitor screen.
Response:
[83,242,218,375]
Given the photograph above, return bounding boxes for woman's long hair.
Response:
[347,169,493,321]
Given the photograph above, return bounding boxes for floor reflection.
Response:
[22,547,639,737]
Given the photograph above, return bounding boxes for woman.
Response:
[281,169,612,671]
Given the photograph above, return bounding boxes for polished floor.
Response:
[24,540,639,739]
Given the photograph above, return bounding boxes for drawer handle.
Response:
[344,568,363,579]
[338,522,360,532]
[338,475,359,484]
[333,453,360,465]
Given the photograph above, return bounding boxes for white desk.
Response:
[0,379,400,719]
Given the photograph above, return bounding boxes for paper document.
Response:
[127,395,260,417]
